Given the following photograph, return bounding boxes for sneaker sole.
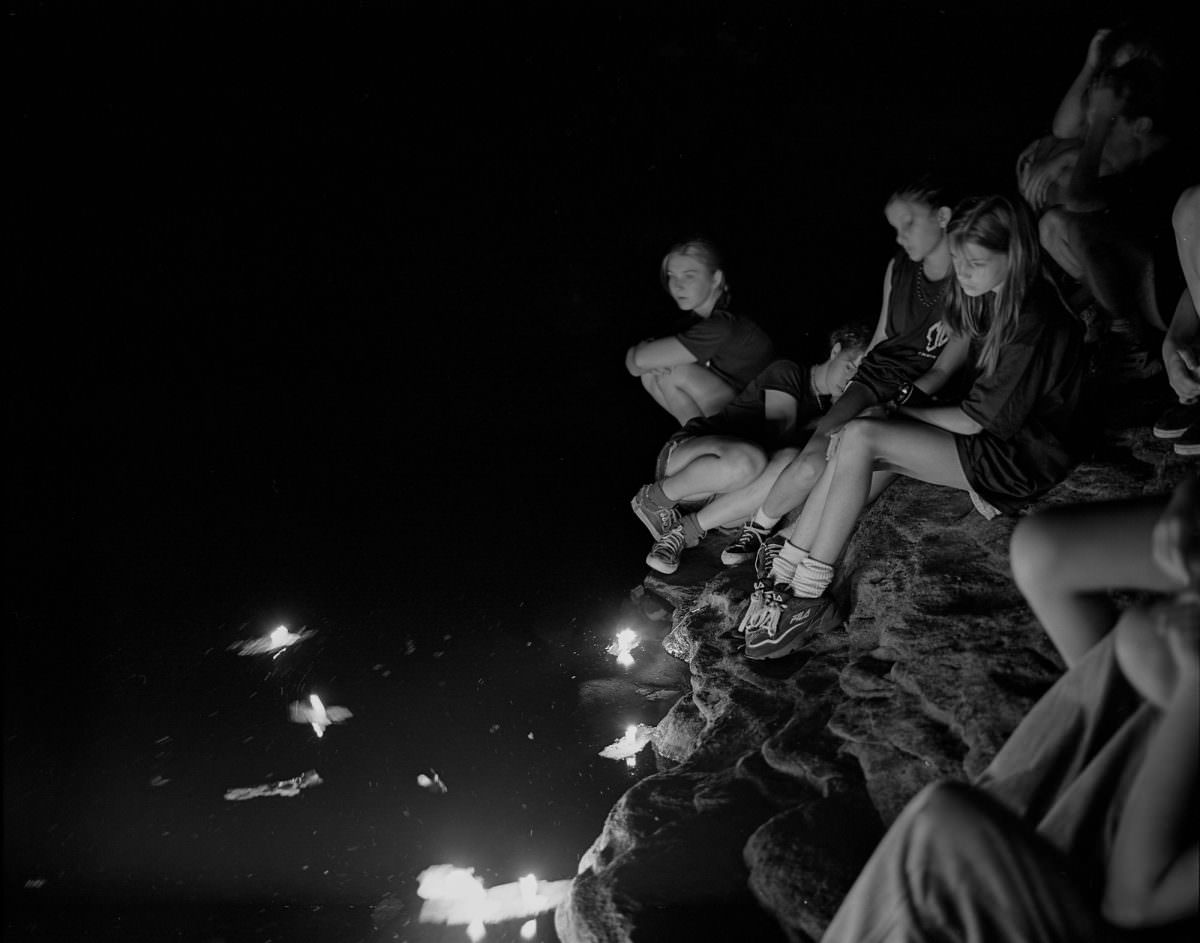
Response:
[720,549,757,566]
[645,553,680,575]
[1153,427,1188,439]
[1175,443,1200,456]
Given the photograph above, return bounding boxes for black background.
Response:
[7,3,1190,941]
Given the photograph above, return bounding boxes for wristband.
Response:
[894,383,936,408]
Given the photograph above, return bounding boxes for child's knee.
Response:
[1009,512,1063,592]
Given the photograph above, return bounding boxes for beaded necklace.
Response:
[914,263,943,310]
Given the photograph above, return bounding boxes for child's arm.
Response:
[1162,291,1200,403]
[1063,77,1121,213]
[911,332,970,397]
[1103,600,1200,928]
[626,336,698,375]
[1051,28,1110,139]
[866,260,895,353]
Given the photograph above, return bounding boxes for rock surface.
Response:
[556,389,1194,943]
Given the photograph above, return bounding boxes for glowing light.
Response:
[228,624,315,657]
[606,628,639,667]
[520,918,537,940]
[467,917,486,941]
[288,694,353,738]
[598,723,654,762]
[417,770,449,795]
[415,865,570,928]
[518,873,538,907]
[417,865,487,903]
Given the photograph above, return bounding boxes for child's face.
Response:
[665,253,722,313]
[950,241,1009,297]
[826,344,866,400]
[885,199,945,263]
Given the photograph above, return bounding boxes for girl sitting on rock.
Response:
[625,237,775,426]
[743,195,1087,660]
[717,176,970,573]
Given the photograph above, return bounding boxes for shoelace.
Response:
[750,589,785,637]
[730,526,765,553]
[653,528,686,559]
[737,581,767,634]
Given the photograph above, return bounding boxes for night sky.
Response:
[7,4,1186,941]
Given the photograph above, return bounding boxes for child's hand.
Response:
[1152,477,1200,588]
[1165,348,1200,404]
[1020,148,1079,211]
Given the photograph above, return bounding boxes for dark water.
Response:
[7,6,1162,941]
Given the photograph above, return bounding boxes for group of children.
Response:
[620,18,1198,939]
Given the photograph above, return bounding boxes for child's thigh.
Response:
[1011,497,1173,593]
[661,363,736,413]
[666,435,759,476]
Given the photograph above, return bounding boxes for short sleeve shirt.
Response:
[954,281,1086,513]
[682,359,827,451]
[674,307,776,393]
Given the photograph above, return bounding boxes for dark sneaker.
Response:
[744,594,840,660]
[631,484,681,539]
[646,527,687,575]
[720,523,769,566]
[1175,424,1200,457]
[754,534,788,582]
[1154,402,1200,439]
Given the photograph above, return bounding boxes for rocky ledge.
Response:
[556,391,1193,943]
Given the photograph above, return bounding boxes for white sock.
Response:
[790,557,834,598]
[769,540,808,584]
[751,509,779,531]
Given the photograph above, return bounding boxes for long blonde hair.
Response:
[945,195,1041,377]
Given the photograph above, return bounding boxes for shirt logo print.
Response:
[925,320,951,354]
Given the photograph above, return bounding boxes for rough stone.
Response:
[557,389,1192,942]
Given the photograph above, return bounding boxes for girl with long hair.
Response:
[743,195,1087,660]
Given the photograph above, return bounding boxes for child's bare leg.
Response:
[1114,601,1179,709]
[807,418,966,566]
[1042,209,1166,335]
[650,364,735,424]
[1010,498,1178,667]
[660,436,766,504]
[696,447,799,531]
[760,383,876,521]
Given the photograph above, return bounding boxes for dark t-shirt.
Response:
[954,280,1086,513]
[674,306,776,392]
[680,359,827,452]
[853,251,958,403]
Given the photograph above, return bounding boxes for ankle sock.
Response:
[790,557,834,598]
[769,540,808,584]
[750,509,779,531]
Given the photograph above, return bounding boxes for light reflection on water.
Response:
[9,585,685,943]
